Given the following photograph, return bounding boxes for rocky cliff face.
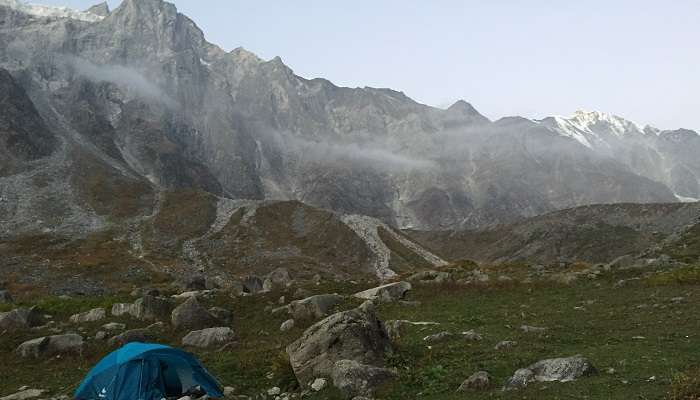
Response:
[0,0,694,236]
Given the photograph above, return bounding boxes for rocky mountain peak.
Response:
[447,100,480,116]
[85,2,110,17]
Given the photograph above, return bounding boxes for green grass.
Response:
[1,269,700,399]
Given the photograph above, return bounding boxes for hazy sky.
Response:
[35,0,700,130]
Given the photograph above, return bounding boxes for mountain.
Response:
[0,0,696,241]
[540,110,700,201]
[407,201,700,265]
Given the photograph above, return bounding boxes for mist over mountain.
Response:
[0,0,698,239]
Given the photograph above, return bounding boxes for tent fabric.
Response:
[75,343,223,400]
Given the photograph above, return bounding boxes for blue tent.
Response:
[75,343,224,400]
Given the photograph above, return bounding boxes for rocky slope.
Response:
[408,202,700,265]
[0,0,695,234]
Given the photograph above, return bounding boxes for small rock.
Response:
[354,282,411,303]
[171,297,221,331]
[287,294,344,320]
[182,327,236,348]
[520,325,548,334]
[494,340,517,351]
[263,268,293,292]
[107,329,148,347]
[69,308,106,324]
[95,331,107,340]
[267,387,281,396]
[280,319,295,332]
[331,359,396,398]
[457,371,492,391]
[461,330,483,341]
[423,331,453,344]
[310,378,327,392]
[0,290,13,304]
[102,322,126,331]
[241,276,264,294]
[504,355,596,390]
[223,386,236,396]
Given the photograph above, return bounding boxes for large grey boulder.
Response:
[182,327,235,348]
[263,268,292,292]
[504,356,596,390]
[69,308,106,324]
[330,359,397,399]
[286,301,393,387]
[354,282,411,303]
[171,297,221,331]
[0,388,46,400]
[0,307,44,331]
[111,295,173,321]
[287,294,344,320]
[17,334,84,358]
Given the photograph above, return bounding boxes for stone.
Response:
[69,308,106,324]
[241,276,264,294]
[457,371,492,391]
[407,271,452,284]
[310,378,327,392]
[504,368,535,390]
[286,301,393,387]
[0,290,13,303]
[182,327,236,348]
[107,329,148,347]
[354,282,411,303]
[287,294,344,320]
[504,356,596,390]
[223,386,236,396]
[209,307,234,325]
[330,359,397,399]
[280,319,295,332]
[111,295,173,322]
[461,330,483,341]
[17,334,84,358]
[183,275,207,291]
[263,268,292,292]
[95,331,107,340]
[423,331,453,344]
[0,307,44,331]
[267,387,280,396]
[520,325,548,334]
[102,322,126,331]
[0,389,45,400]
[494,340,517,351]
[171,297,221,331]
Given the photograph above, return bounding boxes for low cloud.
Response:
[65,57,177,108]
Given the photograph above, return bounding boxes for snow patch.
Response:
[0,0,104,22]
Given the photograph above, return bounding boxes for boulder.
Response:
[111,295,174,321]
[504,356,596,390]
[0,389,45,400]
[408,271,452,284]
[107,329,148,347]
[0,307,44,331]
[17,334,84,358]
[354,282,411,303]
[69,308,106,324]
[209,307,234,326]
[286,301,393,387]
[457,371,492,391]
[182,327,235,348]
[330,359,397,399]
[0,290,13,303]
[171,297,220,331]
[241,276,264,294]
[263,268,292,292]
[288,294,344,320]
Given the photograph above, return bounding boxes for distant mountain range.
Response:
[0,0,698,242]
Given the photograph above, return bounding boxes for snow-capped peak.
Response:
[537,109,654,150]
[0,0,105,22]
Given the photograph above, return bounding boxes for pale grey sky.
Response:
[34,0,700,131]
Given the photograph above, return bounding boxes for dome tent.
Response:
[75,343,224,400]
